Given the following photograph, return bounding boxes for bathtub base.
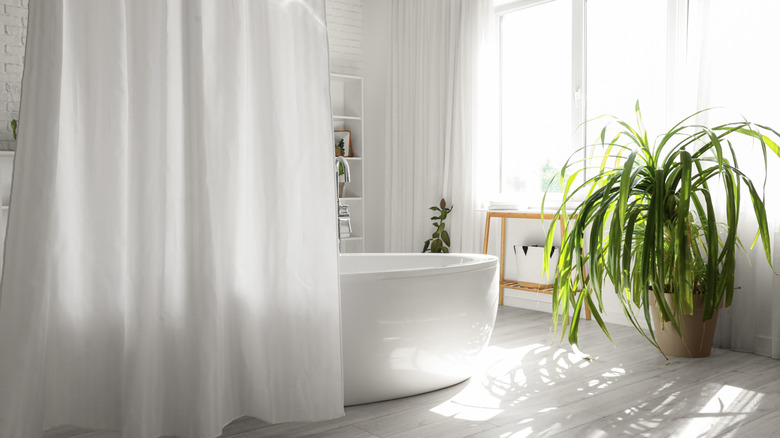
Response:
[344,371,471,407]
[340,253,499,406]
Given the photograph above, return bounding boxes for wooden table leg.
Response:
[499,217,506,306]
[482,212,491,254]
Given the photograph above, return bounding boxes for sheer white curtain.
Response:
[385,0,495,253]
[0,1,344,437]
[692,0,780,358]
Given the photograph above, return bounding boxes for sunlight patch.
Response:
[677,385,764,437]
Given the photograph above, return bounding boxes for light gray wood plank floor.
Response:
[45,306,780,438]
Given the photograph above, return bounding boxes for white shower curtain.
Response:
[0,1,344,437]
[385,0,495,253]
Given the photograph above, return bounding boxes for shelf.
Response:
[330,76,362,120]
[483,211,591,319]
[331,73,364,253]
[501,280,554,294]
[331,73,362,81]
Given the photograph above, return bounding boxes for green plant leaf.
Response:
[675,150,693,315]
[441,230,450,246]
[742,174,773,268]
[617,151,637,226]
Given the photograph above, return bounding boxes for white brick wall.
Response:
[0,0,26,151]
[326,0,363,76]
[0,0,360,152]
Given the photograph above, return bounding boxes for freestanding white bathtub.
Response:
[339,253,499,406]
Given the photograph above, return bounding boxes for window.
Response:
[496,0,669,204]
[499,0,574,197]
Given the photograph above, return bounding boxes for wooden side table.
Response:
[482,210,591,320]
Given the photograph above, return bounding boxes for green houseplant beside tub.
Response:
[543,104,780,359]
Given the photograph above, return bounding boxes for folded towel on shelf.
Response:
[488,196,526,211]
[488,202,524,211]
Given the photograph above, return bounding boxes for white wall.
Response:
[0,0,27,152]
[326,0,363,76]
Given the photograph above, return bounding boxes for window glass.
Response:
[499,0,573,198]
[586,0,668,137]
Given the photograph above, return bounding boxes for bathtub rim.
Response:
[339,252,498,281]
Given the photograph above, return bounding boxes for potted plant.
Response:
[543,103,780,359]
[423,198,452,253]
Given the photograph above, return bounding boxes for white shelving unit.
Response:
[331,74,365,253]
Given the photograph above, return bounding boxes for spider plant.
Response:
[543,103,780,357]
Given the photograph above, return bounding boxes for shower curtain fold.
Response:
[0,1,344,437]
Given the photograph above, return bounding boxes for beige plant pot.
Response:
[650,293,720,358]
[338,182,345,198]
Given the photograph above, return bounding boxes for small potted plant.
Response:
[423,199,452,253]
[544,103,780,359]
